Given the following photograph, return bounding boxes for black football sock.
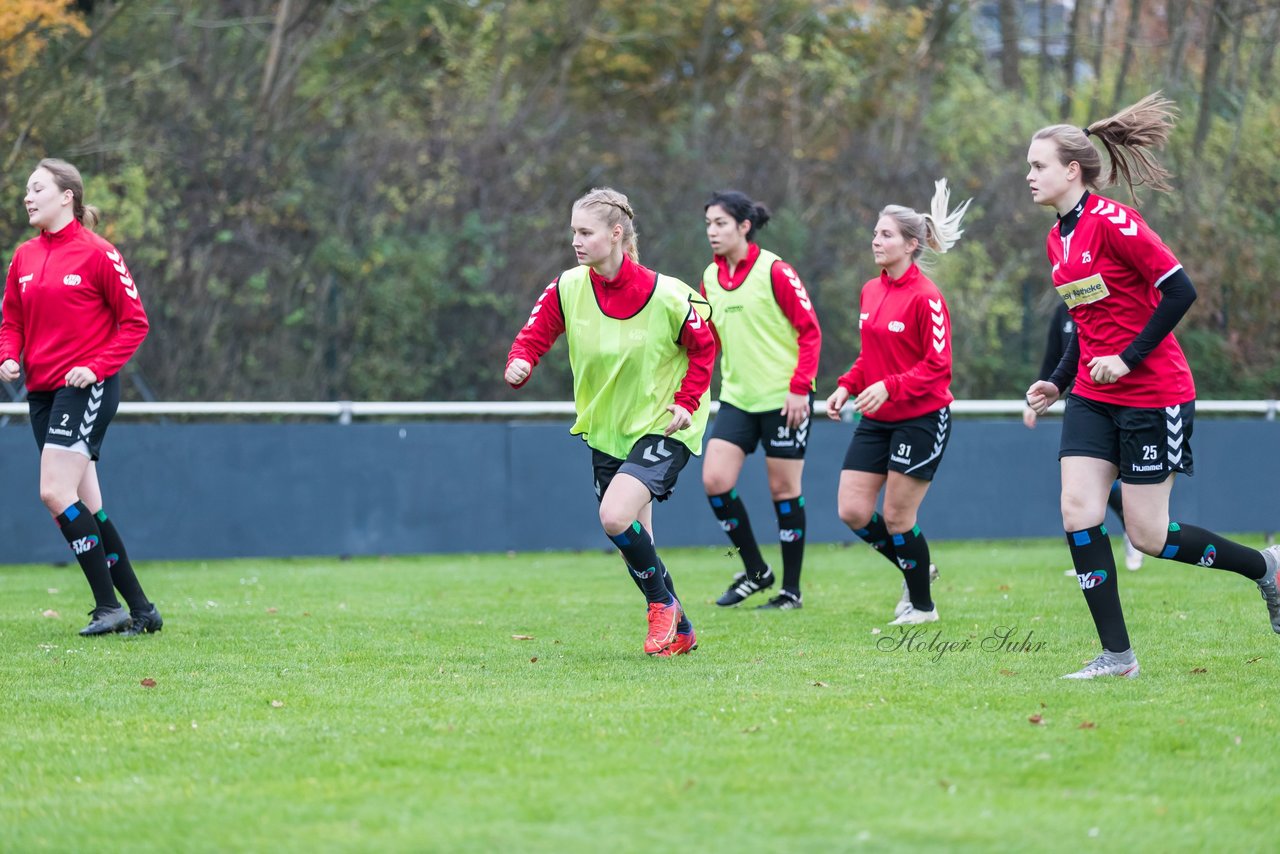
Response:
[609,522,674,605]
[622,556,691,633]
[852,511,899,567]
[1160,522,1266,580]
[95,510,150,611]
[774,496,805,596]
[56,502,119,609]
[1067,524,1130,652]
[891,525,933,611]
[708,489,769,579]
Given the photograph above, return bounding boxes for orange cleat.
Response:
[656,627,697,657]
[644,600,682,655]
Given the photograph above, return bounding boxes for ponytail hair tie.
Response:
[1082,127,1093,137]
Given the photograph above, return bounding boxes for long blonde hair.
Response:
[37,158,100,231]
[1032,92,1177,200]
[573,187,639,263]
[880,178,971,269]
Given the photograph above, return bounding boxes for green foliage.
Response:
[1,1,1277,400]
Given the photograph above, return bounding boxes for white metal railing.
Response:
[1,399,1277,419]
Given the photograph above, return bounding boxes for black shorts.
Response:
[710,397,812,460]
[841,406,951,482]
[27,375,120,461]
[1060,394,1194,484]
[592,435,693,503]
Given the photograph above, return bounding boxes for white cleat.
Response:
[1124,534,1144,571]
[1061,649,1140,679]
[1257,545,1280,634]
[889,604,939,625]
[894,563,939,617]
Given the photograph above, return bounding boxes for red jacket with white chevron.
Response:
[1,219,149,392]
[836,262,953,422]
[1045,194,1194,407]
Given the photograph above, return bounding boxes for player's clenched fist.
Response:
[505,358,531,386]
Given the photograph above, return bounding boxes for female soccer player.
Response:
[1025,301,1142,571]
[1024,93,1280,678]
[1,158,161,636]
[505,187,714,656]
[825,180,970,626]
[700,192,821,611]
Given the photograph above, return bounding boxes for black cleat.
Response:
[757,590,803,610]
[119,604,163,636]
[79,605,131,636]
[716,567,775,606]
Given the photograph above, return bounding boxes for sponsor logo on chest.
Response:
[1055,273,1110,309]
[63,274,82,286]
[888,321,905,333]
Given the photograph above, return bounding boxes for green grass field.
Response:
[2,537,1277,852]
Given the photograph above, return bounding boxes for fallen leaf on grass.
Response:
[1190,667,1207,674]
[999,669,1016,676]
[998,584,1010,591]
[270,700,284,708]
[742,725,760,734]
[266,607,278,614]
[1078,721,1096,729]
[813,681,828,688]
[1028,714,1044,725]
[530,657,538,663]
[42,610,59,618]
[1246,657,1262,664]
[512,634,535,641]
[140,678,156,688]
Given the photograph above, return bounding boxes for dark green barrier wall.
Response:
[1,418,1275,563]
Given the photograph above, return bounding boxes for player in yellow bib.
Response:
[700,192,821,610]
[505,187,715,656]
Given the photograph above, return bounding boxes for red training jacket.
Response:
[2,219,149,392]
[837,263,953,421]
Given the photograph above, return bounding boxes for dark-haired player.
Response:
[700,191,821,611]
